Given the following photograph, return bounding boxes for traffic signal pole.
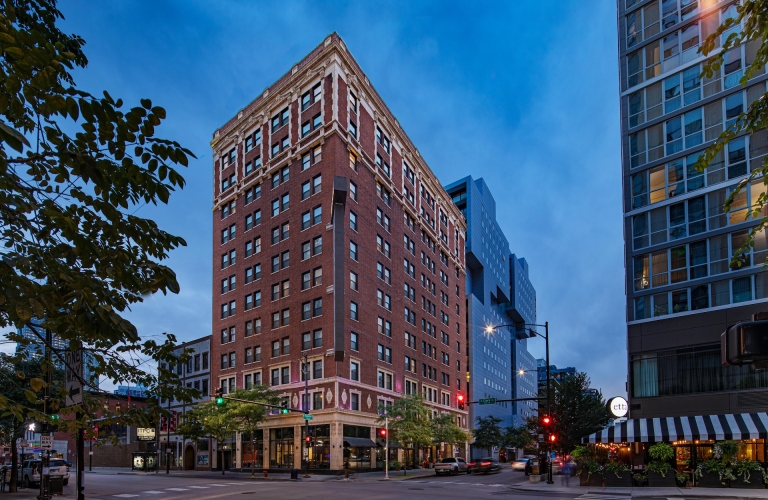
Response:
[544,322,553,485]
[302,353,310,478]
[384,415,389,480]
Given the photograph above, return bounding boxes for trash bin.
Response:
[49,477,64,495]
[290,469,298,480]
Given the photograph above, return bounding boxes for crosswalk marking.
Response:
[208,484,229,487]
[189,486,209,489]
[112,495,138,498]
[165,488,189,491]
[577,495,631,500]
[140,491,164,495]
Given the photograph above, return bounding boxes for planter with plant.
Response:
[676,472,691,488]
[646,443,676,487]
[603,461,631,487]
[572,446,603,487]
[632,471,647,486]
[390,461,402,471]
[695,441,739,487]
[730,459,766,489]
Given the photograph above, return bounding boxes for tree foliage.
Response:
[184,401,237,475]
[226,387,279,476]
[472,415,503,454]
[377,393,432,469]
[695,0,768,264]
[0,0,195,434]
[502,424,534,451]
[431,412,468,446]
[543,372,608,455]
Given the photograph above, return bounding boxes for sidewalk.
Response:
[80,466,436,482]
[512,477,768,499]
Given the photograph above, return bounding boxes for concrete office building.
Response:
[618,0,768,420]
[210,33,468,471]
[445,177,537,459]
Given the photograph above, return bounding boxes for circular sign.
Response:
[607,396,629,418]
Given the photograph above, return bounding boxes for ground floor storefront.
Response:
[203,409,468,472]
[582,412,768,488]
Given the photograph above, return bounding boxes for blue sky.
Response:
[25,1,625,397]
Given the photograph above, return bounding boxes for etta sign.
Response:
[607,396,629,418]
[136,428,156,441]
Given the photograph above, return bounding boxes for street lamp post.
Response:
[384,414,389,480]
[485,321,552,485]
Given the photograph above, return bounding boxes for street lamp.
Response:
[485,321,553,485]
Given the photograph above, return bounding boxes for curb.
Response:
[509,485,768,500]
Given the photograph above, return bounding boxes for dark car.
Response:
[467,457,501,474]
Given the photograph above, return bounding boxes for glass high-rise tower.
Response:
[618,0,768,418]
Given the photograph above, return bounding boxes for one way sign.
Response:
[65,349,83,406]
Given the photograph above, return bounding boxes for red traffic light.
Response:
[549,434,557,442]
[542,415,552,426]
[305,436,311,443]
[457,394,464,401]
[379,428,387,438]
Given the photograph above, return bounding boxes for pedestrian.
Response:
[561,461,573,487]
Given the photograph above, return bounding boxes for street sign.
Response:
[478,398,497,405]
[40,435,53,450]
[303,413,313,420]
[65,349,83,406]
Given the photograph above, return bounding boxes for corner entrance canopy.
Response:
[343,437,378,447]
[582,412,768,444]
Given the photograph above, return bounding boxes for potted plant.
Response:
[730,459,765,489]
[603,461,631,487]
[646,443,676,487]
[633,471,647,486]
[572,446,603,487]
[695,441,740,487]
[676,472,691,488]
[390,461,403,471]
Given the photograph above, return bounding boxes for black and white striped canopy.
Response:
[582,413,768,444]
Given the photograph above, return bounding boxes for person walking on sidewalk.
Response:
[560,460,573,486]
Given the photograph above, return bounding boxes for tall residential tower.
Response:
[618,0,768,418]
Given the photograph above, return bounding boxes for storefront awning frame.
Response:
[582,412,768,444]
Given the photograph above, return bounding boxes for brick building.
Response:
[210,33,468,471]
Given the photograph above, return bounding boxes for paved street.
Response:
[9,468,755,500]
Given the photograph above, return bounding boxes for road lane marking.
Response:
[141,491,164,495]
[189,486,210,489]
[113,495,138,498]
[165,488,189,491]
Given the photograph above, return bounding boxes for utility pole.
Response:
[544,321,552,485]
[166,398,171,475]
[40,329,52,500]
[302,353,310,478]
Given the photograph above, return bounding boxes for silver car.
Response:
[19,459,69,487]
[434,457,469,475]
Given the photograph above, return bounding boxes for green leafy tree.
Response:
[502,425,534,454]
[0,0,196,438]
[185,402,237,475]
[547,372,609,455]
[0,354,63,492]
[377,393,432,475]
[174,411,205,469]
[227,386,279,476]
[431,413,468,459]
[694,1,768,264]
[472,415,503,456]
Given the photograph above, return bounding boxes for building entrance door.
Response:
[184,445,195,470]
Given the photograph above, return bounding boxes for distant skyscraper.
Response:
[15,318,99,390]
[445,177,537,447]
[618,0,768,418]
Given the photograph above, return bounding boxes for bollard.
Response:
[263,470,268,478]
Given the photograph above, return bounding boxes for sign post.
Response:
[65,350,83,407]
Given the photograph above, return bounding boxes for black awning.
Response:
[582,412,768,444]
[343,437,377,447]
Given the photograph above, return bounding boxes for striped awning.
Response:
[582,412,768,444]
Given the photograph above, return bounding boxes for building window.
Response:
[350,271,358,291]
[350,332,359,351]
[350,211,357,231]
[350,241,358,260]
[350,392,359,411]
[350,301,358,321]
[350,361,359,381]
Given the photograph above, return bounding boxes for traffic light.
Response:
[379,428,387,438]
[280,400,289,414]
[214,388,224,405]
[457,394,465,410]
[549,434,557,443]
[541,415,553,428]
[305,435,311,444]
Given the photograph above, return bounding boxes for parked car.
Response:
[434,457,469,475]
[511,458,530,471]
[18,459,69,487]
[468,457,501,474]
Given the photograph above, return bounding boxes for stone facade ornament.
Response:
[292,393,299,407]
[366,395,372,409]
[326,388,333,404]
[341,390,347,405]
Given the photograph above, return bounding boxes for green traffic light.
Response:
[50,414,60,420]
[281,408,289,414]
[215,397,224,405]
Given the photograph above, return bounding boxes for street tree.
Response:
[0,354,63,492]
[186,402,237,475]
[548,372,609,455]
[377,393,432,474]
[472,416,503,456]
[226,386,280,476]
[502,425,534,456]
[694,0,768,265]
[0,0,196,435]
[430,413,468,459]
[174,411,205,469]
